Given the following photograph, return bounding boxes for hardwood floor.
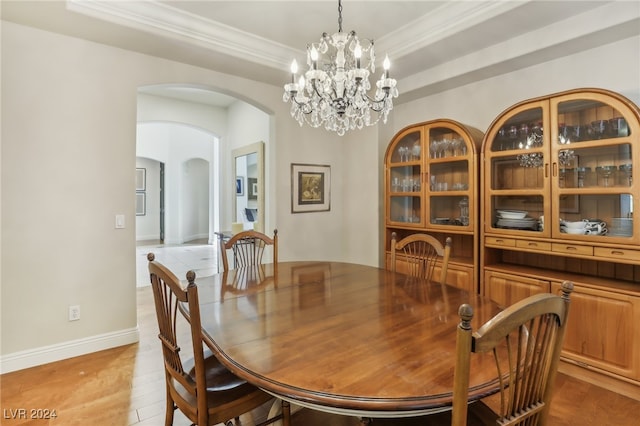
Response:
[1,286,639,425]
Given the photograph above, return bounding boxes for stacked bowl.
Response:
[496,210,537,230]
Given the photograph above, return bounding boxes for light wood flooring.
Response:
[2,286,639,425]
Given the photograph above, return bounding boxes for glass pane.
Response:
[558,144,632,188]
[390,196,421,223]
[429,160,469,191]
[429,196,470,226]
[429,127,466,159]
[491,195,543,231]
[491,155,545,190]
[492,108,543,152]
[557,99,630,144]
[392,131,421,163]
[559,194,633,237]
[390,165,421,192]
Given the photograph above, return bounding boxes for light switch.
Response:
[115,214,125,229]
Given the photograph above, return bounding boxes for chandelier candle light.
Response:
[283,0,398,136]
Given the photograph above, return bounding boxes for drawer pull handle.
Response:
[566,246,577,251]
[610,250,625,256]
[528,243,538,247]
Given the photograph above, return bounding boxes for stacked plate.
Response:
[609,218,632,237]
[496,210,537,230]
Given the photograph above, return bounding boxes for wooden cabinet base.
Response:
[559,360,640,402]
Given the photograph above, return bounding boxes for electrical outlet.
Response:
[68,305,80,321]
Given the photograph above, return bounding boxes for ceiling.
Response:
[2,1,639,106]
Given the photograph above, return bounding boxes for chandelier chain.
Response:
[338,0,343,33]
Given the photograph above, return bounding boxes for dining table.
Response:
[179,261,504,421]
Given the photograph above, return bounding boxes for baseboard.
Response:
[136,234,160,242]
[0,326,139,374]
[559,359,640,401]
[183,233,209,243]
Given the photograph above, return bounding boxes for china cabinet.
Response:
[384,119,484,293]
[481,88,640,386]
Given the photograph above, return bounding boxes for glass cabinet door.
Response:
[387,128,425,226]
[427,126,472,227]
[485,102,550,236]
[550,95,637,242]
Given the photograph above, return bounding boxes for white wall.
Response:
[222,101,271,230]
[137,122,216,244]
[137,93,271,242]
[181,158,210,242]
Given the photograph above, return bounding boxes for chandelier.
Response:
[282,0,398,136]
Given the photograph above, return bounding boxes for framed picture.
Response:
[135,192,146,216]
[291,163,331,213]
[248,177,258,200]
[236,177,244,196]
[135,168,146,191]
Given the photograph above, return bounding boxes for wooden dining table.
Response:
[180,261,504,419]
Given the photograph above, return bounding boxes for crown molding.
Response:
[377,0,526,58]
[398,0,640,102]
[67,0,300,71]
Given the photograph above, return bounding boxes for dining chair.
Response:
[390,232,452,285]
[147,253,290,426]
[219,229,278,272]
[447,279,575,426]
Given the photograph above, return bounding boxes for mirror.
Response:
[232,141,264,233]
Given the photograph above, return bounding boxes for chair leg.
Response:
[164,384,175,426]
[282,400,291,426]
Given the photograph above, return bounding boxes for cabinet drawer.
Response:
[485,236,516,247]
[552,243,593,256]
[484,270,550,308]
[515,240,552,251]
[594,247,640,262]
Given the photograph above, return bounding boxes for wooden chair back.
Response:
[390,232,452,285]
[147,253,211,425]
[451,280,574,426]
[219,229,278,272]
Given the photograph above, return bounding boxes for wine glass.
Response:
[398,146,408,162]
[412,141,421,160]
[454,137,467,156]
[591,120,608,139]
[559,167,567,188]
[619,164,632,186]
[576,167,590,188]
[436,139,447,158]
[596,165,615,187]
[430,140,440,159]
